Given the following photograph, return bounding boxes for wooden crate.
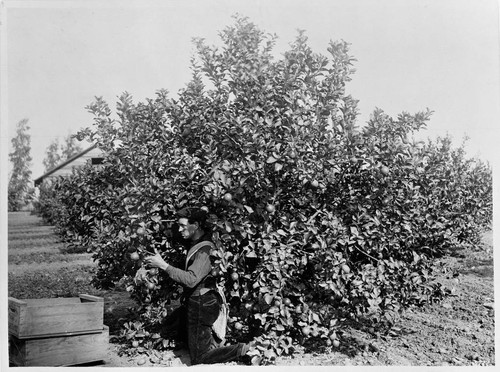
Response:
[8,294,104,339]
[9,326,109,366]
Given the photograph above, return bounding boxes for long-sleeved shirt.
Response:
[164,238,215,298]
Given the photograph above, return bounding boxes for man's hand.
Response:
[144,248,169,271]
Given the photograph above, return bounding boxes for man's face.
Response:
[178,218,197,240]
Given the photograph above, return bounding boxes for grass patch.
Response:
[8,252,93,265]
[8,266,100,299]
[8,239,63,250]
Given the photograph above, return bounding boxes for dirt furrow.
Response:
[8,256,95,274]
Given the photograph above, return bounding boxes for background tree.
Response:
[8,118,33,211]
[43,138,62,172]
[61,133,83,160]
[43,134,84,172]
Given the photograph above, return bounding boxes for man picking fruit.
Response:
[144,207,257,365]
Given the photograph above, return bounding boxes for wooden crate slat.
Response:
[21,302,103,337]
[10,326,109,366]
[8,297,26,306]
[8,297,26,338]
[24,297,81,305]
[14,327,104,340]
[79,294,104,302]
[9,294,104,339]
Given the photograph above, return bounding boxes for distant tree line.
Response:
[43,134,83,172]
[8,119,33,211]
[8,118,83,211]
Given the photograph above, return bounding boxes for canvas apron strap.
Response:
[185,241,215,270]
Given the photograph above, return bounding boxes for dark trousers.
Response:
[163,291,244,365]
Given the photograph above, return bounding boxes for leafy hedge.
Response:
[36,17,492,361]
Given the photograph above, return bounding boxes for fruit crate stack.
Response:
[8,294,108,366]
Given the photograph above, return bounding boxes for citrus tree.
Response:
[37,16,492,362]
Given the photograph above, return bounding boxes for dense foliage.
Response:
[36,17,492,362]
[8,118,34,211]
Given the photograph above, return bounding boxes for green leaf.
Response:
[350,226,359,236]
[264,293,274,305]
[254,313,267,325]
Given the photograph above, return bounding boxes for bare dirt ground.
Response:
[7,212,496,367]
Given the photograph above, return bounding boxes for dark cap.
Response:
[176,207,208,226]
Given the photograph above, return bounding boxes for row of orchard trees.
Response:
[8,118,82,211]
[36,17,492,360]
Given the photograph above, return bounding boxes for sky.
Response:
[2,0,500,181]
